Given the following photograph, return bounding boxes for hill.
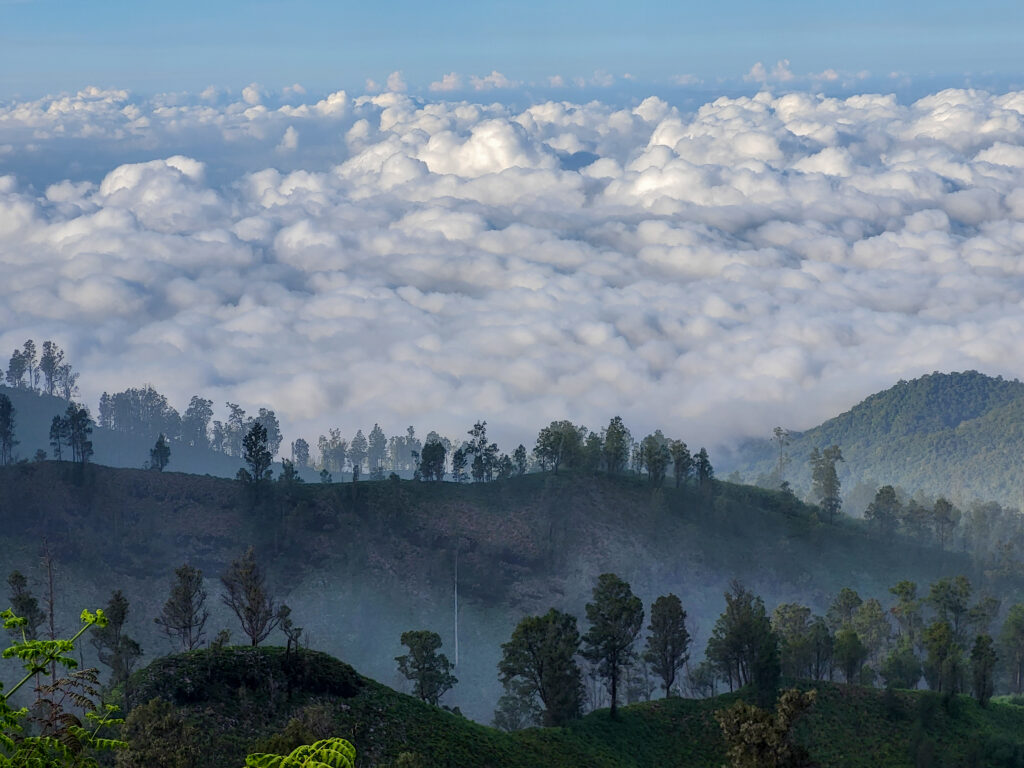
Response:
[719,371,1024,509]
[116,646,1024,768]
[0,461,1014,723]
[0,384,317,480]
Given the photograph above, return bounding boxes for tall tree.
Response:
[668,440,692,489]
[451,446,468,483]
[149,434,171,471]
[48,415,67,461]
[5,348,26,389]
[181,396,213,449]
[771,426,791,487]
[694,448,714,491]
[512,444,528,476]
[38,341,65,397]
[6,571,45,641]
[498,609,583,726]
[706,581,780,703]
[865,485,901,535]
[970,634,997,706]
[348,430,368,476]
[418,440,446,481]
[826,587,862,632]
[889,581,923,646]
[833,629,867,683]
[253,408,283,457]
[395,630,457,706]
[291,438,310,468]
[90,589,143,688]
[640,432,671,488]
[643,594,690,696]
[0,394,16,466]
[239,422,273,484]
[221,547,284,646]
[154,564,209,651]
[932,498,961,550]
[581,573,644,718]
[810,445,843,523]
[601,416,631,474]
[922,619,962,693]
[367,423,388,479]
[65,404,93,466]
[927,575,972,643]
[772,603,814,680]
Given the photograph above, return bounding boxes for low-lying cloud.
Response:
[3,84,1024,455]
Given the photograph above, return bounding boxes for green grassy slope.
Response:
[120,647,1024,768]
[721,371,1024,508]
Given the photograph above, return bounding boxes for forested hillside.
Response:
[721,371,1024,509]
[1,461,1019,723]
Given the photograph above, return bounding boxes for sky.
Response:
[2,2,1024,458]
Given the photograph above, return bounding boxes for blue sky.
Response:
[2,0,1023,97]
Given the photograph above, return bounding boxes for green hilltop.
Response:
[116,645,1024,768]
[720,371,1024,509]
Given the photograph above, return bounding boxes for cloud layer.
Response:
[3,85,1024,454]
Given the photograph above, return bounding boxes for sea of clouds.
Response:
[2,83,1024,454]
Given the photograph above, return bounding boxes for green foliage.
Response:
[395,630,456,706]
[221,547,284,647]
[245,737,355,768]
[581,573,644,718]
[643,594,690,696]
[715,688,816,768]
[706,582,780,704]
[970,634,997,706]
[498,609,582,726]
[149,434,170,472]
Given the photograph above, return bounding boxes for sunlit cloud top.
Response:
[3,83,1024,452]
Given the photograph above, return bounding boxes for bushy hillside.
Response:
[720,371,1024,508]
[117,646,1024,768]
[0,461,1011,723]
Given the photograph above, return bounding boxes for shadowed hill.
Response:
[720,371,1024,508]
[118,646,1024,768]
[0,461,1013,723]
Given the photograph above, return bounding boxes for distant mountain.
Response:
[720,371,1024,509]
[0,385,315,480]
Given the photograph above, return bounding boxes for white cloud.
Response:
[4,85,1024,457]
[429,73,463,92]
[386,71,408,93]
[470,71,518,91]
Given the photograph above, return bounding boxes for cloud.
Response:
[469,71,518,91]
[4,85,1024,458]
[744,59,795,84]
[386,71,408,93]
[429,73,463,92]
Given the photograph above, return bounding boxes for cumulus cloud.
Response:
[385,71,407,93]
[4,84,1024,456]
[430,73,463,92]
[469,71,518,91]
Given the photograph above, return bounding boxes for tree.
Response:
[367,424,388,479]
[5,348,26,389]
[149,434,171,471]
[512,444,528,476]
[0,394,15,466]
[498,609,583,726]
[706,582,780,702]
[643,594,690,696]
[694,448,714,496]
[601,416,631,474]
[348,430,368,476]
[451,447,467,483]
[239,422,273,484]
[639,432,670,487]
[833,629,867,683]
[253,408,283,457]
[48,416,67,461]
[865,485,901,535]
[154,564,209,651]
[6,571,45,641]
[669,440,692,489]
[772,603,814,680]
[826,587,862,632]
[889,580,923,646]
[61,404,93,466]
[38,341,65,397]
[922,620,962,693]
[927,575,972,643]
[715,688,816,768]
[970,634,997,706]
[90,589,143,688]
[181,396,213,449]
[534,421,584,475]
[221,547,284,646]
[291,438,310,468]
[771,426,791,487]
[492,681,542,732]
[395,630,456,706]
[932,498,961,549]
[1000,604,1024,694]
[810,445,843,523]
[581,573,644,718]
[880,640,921,689]
[851,598,891,663]
[418,440,446,482]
